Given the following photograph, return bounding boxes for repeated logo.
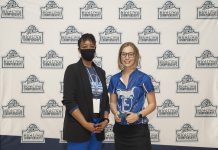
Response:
[176,123,198,142]
[196,50,218,68]
[21,25,43,44]
[103,124,114,143]
[21,75,44,93]
[176,75,198,93]
[1,0,23,18]
[99,26,122,44]
[138,26,160,44]
[2,50,24,68]
[158,1,180,19]
[41,99,63,118]
[60,26,82,44]
[157,50,179,69]
[149,75,160,93]
[59,131,67,143]
[60,82,63,93]
[195,99,217,117]
[80,1,102,19]
[177,26,199,44]
[119,1,141,19]
[149,124,160,142]
[40,1,63,19]
[41,50,63,69]
[157,99,179,117]
[93,55,102,68]
[197,1,218,19]
[2,99,24,118]
[21,124,45,143]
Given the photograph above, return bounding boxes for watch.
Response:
[137,113,143,119]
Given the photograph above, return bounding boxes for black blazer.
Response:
[62,59,109,142]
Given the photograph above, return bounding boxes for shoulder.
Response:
[110,72,121,81]
[136,69,151,81]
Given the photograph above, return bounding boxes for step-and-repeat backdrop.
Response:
[0,0,218,149]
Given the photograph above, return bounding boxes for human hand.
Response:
[114,113,121,123]
[83,122,96,132]
[94,120,108,133]
[126,112,138,124]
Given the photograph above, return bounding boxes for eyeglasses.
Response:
[121,52,135,58]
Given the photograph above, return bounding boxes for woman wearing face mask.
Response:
[108,42,156,150]
[62,33,110,150]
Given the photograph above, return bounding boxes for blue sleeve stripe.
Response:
[142,83,148,93]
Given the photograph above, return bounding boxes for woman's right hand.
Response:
[114,114,121,123]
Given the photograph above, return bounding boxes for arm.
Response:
[126,92,156,124]
[139,92,156,117]
[110,93,121,123]
[62,65,95,132]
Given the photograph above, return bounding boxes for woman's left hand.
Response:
[126,112,138,124]
[94,120,109,133]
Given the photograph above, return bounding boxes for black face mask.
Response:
[80,49,96,61]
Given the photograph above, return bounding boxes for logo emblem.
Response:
[119,1,141,19]
[157,50,179,69]
[197,1,218,19]
[1,0,23,18]
[176,124,198,142]
[21,75,44,93]
[41,100,63,118]
[138,26,160,44]
[41,50,63,69]
[40,1,63,19]
[99,26,122,44]
[177,75,198,93]
[195,99,217,117]
[103,124,114,143]
[21,25,43,44]
[2,50,24,68]
[177,26,199,44]
[60,26,82,44]
[196,50,218,68]
[80,1,102,19]
[149,124,160,142]
[149,75,160,93]
[157,99,179,117]
[2,99,24,118]
[21,124,45,143]
[93,55,102,68]
[158,1,180,19]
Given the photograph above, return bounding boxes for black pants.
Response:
[113,123,151,150]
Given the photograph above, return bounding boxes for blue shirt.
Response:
[108,69,154,125]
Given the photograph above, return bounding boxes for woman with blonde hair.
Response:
[108,42,156,150]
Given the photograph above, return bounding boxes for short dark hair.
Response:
[78,33,96,48]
